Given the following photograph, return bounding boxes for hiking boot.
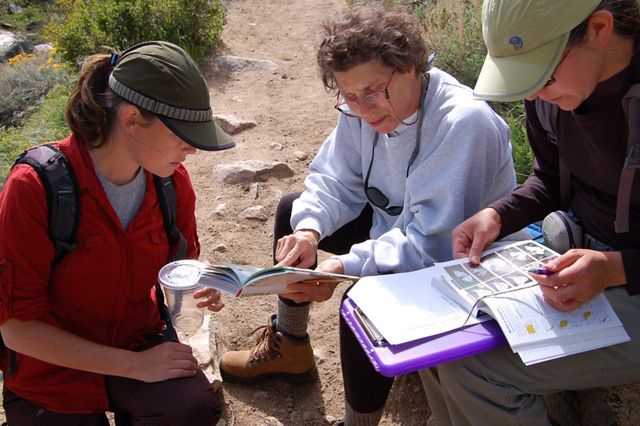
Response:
[219,315,316,384]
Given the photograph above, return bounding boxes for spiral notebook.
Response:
[341,297,506,377]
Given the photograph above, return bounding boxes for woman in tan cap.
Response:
[424,0,640,424]
[0,41,232,424]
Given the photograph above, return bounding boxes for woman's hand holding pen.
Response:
[530,249,627,312]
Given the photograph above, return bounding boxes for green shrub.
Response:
[45,0,227,65]
[0,84,71,187]
[416,0,534,182]
[503,103,534,184]
[0,48,73,129]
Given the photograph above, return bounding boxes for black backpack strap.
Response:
[6,144,80,375]
[618,84,640,233]
[12,144,80,266]
[153,175,187,341]
[535,99,571,208]
[154,176,187,262]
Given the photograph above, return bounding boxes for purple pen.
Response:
[528,267,554,276]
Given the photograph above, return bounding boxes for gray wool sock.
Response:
[344,400,384,426]
[276,299,310,338]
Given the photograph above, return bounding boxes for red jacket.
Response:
[0,134,200,413]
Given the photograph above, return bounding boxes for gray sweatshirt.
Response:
[292,68,516,276]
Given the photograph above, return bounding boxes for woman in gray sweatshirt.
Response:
[220,3,516,423]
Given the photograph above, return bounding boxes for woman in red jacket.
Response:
[0,41,233,425]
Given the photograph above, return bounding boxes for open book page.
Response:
[483,288,629,353]
[164,260,357,298]
[435,240,557,318]
[238,267,357,296]
[435,240,629,364]
[517,326,630,366]
[195,264,262,296]
[347,269,488,345]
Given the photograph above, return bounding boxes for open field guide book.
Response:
[348,240,629,365]
[159,259,358,297]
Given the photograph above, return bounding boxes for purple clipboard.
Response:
[341,297,507,377]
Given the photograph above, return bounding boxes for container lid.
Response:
[158,259,203,290]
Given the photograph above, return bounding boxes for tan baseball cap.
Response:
[474,0,601,102]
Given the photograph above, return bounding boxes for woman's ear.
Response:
[587,10,615,48]
[403,63,416,77]
[118,104,143,132]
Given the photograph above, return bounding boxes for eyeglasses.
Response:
[364,134,403,216]
[335,70,395,118]
[543,47,572,88]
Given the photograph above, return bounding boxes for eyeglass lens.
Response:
[365,186,402,216]
[335,70,394,117]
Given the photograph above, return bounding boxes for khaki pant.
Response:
[419,286,640,426]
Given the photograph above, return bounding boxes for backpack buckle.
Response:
[624,143,640,169]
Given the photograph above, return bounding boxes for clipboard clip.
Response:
[353,307,389,347]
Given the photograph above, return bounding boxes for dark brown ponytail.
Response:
[65,54,124,148]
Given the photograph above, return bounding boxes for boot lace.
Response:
[248,324,281,362]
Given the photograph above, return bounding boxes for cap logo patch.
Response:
[508,36,524,50]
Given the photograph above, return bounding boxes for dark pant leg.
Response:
[274,193,391,411]
[106,335,220,426]
[106,369,219,426]
[340,288,395,413]
[2,386,109,426]
[273,192,373,307]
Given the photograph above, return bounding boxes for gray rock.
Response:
[33,43,53,53]
[213,160,294,185]
[270,143,284,151]
[249,183,260,200]
[239,205,268,221]
[7,3,22,14]
[213,203,227,216]
[213,113,257,135]
[264,417,283,426]
[214,55,278,73]
[212,244,227,253]
[294,151,308,161]
[0,29,33,62]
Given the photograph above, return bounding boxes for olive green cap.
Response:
[474,0,601,102]
[109,41,234,151]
